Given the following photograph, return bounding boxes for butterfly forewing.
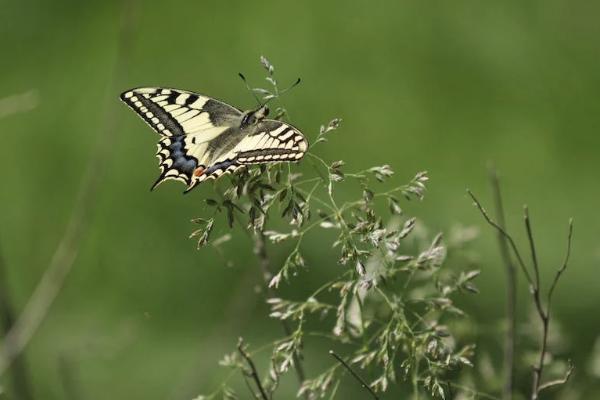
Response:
[120,87,308,192]
[120,88,241,137]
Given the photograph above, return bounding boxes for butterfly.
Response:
[120,87,308,192]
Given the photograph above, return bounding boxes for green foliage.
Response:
[191,57,479,400]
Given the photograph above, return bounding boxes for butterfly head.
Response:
[242,105,269,126]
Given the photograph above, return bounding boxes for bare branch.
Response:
[329,350,379,400]
[532,219,574,399]
[548,219,573,306]
[523,206,547,327]
[468,188,574,400]
[538,360,574,392]
[523,206,541,291]
[237,338,269,400]
[466,189,533,285]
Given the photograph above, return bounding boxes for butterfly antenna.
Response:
[238,72,262,107]
[262,77,302,107]
[279,77,302,95]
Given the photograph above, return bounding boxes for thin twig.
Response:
[538,360,574,392]
[253,230,308,389]
[0,0,139,378]
[523,206,540,290]
[238,338,269,400]
[0,243,34,400]
[466,190,534,286]
[525,207,549,400]
[329,350,379,400]
[523,208,547,331]
[488,168,516,400]
[531,218,574,400]
[467,189,574,399]
[548,219,573,305]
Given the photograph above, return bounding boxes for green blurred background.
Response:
[1,0,599,398]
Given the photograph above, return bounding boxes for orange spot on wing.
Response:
[193,166,205,177]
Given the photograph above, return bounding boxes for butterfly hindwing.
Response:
[236,120,308,164]
[154,135,199,188]
[185,120,308,191]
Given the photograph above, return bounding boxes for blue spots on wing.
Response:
[172,158,197,174]
[162,135,197,176]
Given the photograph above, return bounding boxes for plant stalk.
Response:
[489,168,516,400]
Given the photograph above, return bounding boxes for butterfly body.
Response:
[120,87,308,192]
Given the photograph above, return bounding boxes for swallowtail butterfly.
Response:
[120,88,308,192]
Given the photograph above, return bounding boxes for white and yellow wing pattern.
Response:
[120,87,308,192]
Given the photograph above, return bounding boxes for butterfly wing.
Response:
[121,87,308,192]
[187,119,308,191]
[120,87,243,189]
[236,120,308,164]
[120,87,241,137]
